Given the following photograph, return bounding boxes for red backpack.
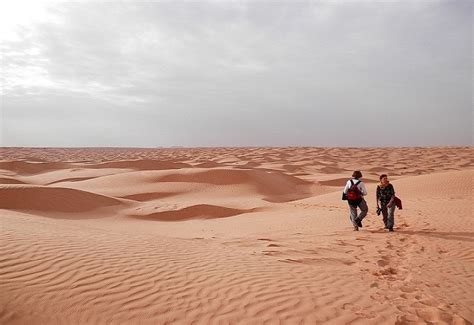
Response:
[346,180,362,201]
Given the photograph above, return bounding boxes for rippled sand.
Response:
[1,146,473,324]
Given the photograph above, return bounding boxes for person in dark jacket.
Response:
[376,174,396,232]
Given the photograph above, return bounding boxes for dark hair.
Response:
[379,174,388,180]
[352,170,362,179]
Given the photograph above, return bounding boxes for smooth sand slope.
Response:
[0,147,473,324]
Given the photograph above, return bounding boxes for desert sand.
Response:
[0,146,473,324]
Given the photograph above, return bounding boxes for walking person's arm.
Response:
[376,186,380,208]
[387,185,396,207]
[359,182,368,196]
[343,180,350,194]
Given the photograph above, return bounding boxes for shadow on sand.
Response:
[369,229,474,242]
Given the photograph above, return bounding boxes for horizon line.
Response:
[1,145,472,150]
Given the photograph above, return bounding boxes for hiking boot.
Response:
[356,219,363,228]
[353,226,359,231]
[388,227,394,232]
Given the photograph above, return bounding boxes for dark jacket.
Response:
[376,183,395,206]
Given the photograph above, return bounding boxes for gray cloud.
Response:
[1,0,472,147]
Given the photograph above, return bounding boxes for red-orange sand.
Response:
[0,147,473,324]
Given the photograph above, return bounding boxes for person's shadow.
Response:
[392,230,474,242]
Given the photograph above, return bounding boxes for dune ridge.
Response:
[131,204,258,221]
[0,185,123,215]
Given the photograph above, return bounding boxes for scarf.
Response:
[379,182,390,189]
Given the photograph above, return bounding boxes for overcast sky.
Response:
[0,0,472,147]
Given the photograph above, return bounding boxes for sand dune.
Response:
[0,177,26,184]
[119,191,178,202]
[0,160,71,175]
[156,167,308,185]
[131,204,257,221]
[51,168,314,205]
[0,185,123,215]
[318,165,349,174]
[0,147,473,324]
[86,159,191,170]
[318,176,379,187]
[156,168,313,202]
[20,167,132,186]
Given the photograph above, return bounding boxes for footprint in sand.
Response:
[396,314,419,323]
[267,243,281,247]
[263,251,280,256]
[377,256,390,267]
[400,285,417,293]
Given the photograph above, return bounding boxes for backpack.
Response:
[346,180,362,201]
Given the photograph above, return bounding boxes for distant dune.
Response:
[0,185,123,216]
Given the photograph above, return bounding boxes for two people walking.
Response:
[342,170,400,232]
